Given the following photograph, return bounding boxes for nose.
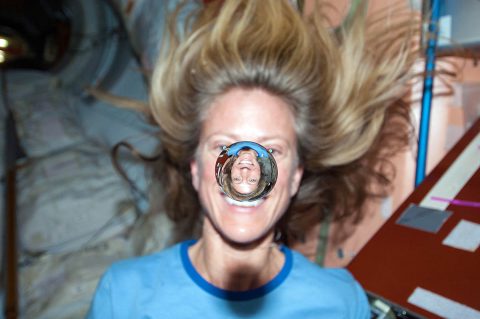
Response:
[240,167,249,182]
[240,167,259,185]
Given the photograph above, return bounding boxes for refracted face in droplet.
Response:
[215,141,278,202]
[230,149,261,194]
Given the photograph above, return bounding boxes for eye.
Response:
[210,143,227,155]
[215,144,227,152]
[232,176,241,182]
[248,178,258,184]
[268,148,282,157]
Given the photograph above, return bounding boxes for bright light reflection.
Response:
[0,38,8,48]
[0,51,5,63]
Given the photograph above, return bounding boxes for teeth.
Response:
[239,160,252,165]
[224,196,264,207]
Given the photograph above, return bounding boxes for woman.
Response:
[88,0,418,317]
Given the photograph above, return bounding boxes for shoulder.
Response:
[287,248,370,317]
[290,249,358,287]
[107,242,181,288]
[87,242,186,318]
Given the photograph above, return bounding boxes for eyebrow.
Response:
[205,133,292,145]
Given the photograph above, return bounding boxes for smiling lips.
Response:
[238,160,253,169]
[223,193,265,207]
[237,153,255,169]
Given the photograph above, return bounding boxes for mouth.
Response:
[238,163,253,170]
[238,159,253,168]
[224,195,265,207]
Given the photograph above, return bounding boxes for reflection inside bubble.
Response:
[215,141,277,202]
[231,149,261,193]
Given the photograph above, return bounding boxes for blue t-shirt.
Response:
[87,240,369,318]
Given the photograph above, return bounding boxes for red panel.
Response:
[348,119,480,319]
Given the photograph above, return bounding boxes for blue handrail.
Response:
[415,0,441,187]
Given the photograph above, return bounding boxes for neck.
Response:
[188,222,285,291]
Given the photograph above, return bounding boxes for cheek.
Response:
[191,155,218,191]
[275,161,303,196]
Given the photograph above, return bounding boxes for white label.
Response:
[443,220,480,252]
[408,287,480,319]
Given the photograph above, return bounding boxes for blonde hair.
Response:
[149,0,419,243]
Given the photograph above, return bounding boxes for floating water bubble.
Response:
[215,141,277,202]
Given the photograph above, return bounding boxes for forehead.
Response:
[200,88,297,144]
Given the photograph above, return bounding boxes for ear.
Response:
[190,159,200,191]
[290,166,304,196]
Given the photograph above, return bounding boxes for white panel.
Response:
[408,287,480,319]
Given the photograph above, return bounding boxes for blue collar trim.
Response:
[180,240,292,301]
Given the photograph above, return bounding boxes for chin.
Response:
[211,216,271,244]
[202,190,281,246]
[219,227,273,247]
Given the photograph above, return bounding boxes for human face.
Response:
[230,149,261,194]
[190,88,303,245]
